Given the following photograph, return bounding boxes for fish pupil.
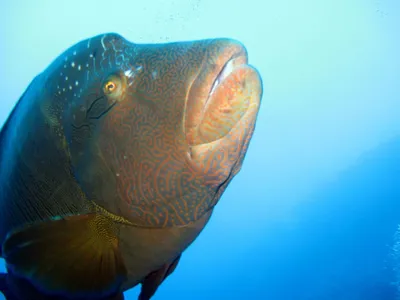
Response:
[106,82,116,92]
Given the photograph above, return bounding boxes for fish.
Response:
[0,33,262,300]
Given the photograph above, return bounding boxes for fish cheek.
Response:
[65,95,120,208]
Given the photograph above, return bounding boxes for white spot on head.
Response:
[69,86,72,90]
[63,88,66,91]
[65,76,68,81]
[71,62,75,67]
[101,35,107,50]
[123,155,127,160]
[64,57,68,61]
[116,173,120,177]
[75,81,79,86]
[78,65,81,71]
[73,51,77,55]
[86,63,89,67]
[89,54,93,58]
[152,70,157,79]
[124,69,134,78]
[64,65,67,68]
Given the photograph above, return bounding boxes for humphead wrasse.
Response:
[0,33,262,300]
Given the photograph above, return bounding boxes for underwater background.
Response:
[0,0,399,299]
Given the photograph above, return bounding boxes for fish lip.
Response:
[183,42,249,146]
[207,47,248,98]
[201,46,248,117]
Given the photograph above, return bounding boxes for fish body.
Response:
[0,33,262,299]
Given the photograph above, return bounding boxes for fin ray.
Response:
[2,213,127,298]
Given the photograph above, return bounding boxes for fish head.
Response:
[55,33,262,227]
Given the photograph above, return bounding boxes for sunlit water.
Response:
[0,0,399,299]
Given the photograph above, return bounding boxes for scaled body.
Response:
[0,33,262,299]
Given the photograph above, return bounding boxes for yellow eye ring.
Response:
[102,74,126,102]
[104,81,117,94]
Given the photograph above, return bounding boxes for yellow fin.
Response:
[2,213,127,298]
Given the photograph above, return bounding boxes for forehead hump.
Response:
[50,33,134,99]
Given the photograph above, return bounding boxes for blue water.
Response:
[1,0,399,299]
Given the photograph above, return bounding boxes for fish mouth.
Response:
[183,40,262,180]
[185,41,261,147]
[208,52,248,98]
[184,43,248,145]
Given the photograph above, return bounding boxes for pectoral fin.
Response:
[138,254,181,300]
[2,213,127,299]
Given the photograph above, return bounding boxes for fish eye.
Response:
[102,74,126,102]
[104,80,117,94]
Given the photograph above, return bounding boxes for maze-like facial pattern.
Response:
[49,33,262,228]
